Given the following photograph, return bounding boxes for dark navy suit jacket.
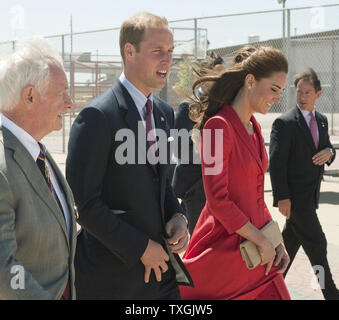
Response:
[66,80,192,299]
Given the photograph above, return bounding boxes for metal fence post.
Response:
[331,39,336,135]
[194,18,198,59]
[62,35,66,153]
[281,8,287,112]
[282,6,286,39]
[286,9,293,113]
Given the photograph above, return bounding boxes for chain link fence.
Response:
[196,5,339,141]
[1,4,339,152]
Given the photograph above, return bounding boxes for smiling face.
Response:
[35,66,72,136]
[247,71,287,115]
[296,79,321,112]
[124,27,174,96]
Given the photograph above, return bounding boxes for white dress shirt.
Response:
[119,72,156,130]
[0,114,71,238]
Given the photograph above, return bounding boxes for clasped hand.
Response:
[140,214,189,283]
[312,148,333,166]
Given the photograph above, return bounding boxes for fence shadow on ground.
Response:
[319,191,339,205]
[265,189,339,206]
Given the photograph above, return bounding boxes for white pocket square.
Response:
[111,209,127,215]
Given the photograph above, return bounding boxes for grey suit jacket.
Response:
[0,127,77,299]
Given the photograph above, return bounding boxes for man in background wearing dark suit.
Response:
[269,68,339,300]
[66,12,192,300]
[172,52,224,234]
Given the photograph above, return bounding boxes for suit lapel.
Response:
[153,100,170,179]
[113,81,158,176]
[113,81,143,139]
[2,128,69,243]
[223,106,264,173]
[46,150,75,249]
[315,111,326,150]
[295,106,317,152]
[153,100,172,226]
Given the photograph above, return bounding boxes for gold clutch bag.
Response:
[239,220,283,270]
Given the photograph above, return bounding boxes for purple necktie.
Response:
[309,112,318,149]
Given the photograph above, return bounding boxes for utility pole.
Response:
[278,0,287,38]
[69,14,74,141]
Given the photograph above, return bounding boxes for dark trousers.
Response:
[283,206,339,300]
[158,264,181,300]
[74,230,181,300]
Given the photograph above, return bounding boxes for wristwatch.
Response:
[329,148,334,158]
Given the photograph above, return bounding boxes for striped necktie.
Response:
[36,143,53,192]
[36,143,64,216]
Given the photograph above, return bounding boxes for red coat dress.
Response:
[179,105,290,300]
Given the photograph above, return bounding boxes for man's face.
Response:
[35,67,72,136]
[125,27,174,96]
[296,79,321,112]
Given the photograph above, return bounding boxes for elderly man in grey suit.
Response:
[0,37,77,299]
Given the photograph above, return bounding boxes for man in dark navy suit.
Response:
[269,68,339,300]
[66,12,192,300]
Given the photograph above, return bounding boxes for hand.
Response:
[278,199,291,219]
[258,238,276,276]
[274,243,290,274]
[140,239,169,283]
[312,148,333,166]
[165,213,190,254]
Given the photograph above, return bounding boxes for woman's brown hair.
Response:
[190,46,288,132]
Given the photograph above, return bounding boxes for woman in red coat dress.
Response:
[179,46,291,300]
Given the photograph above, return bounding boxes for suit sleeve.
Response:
[163,105,185,221]
[66,107,149,268]
[269,118,292,206]
[0,171,53,299]
[164,180,185,222]
[201,117,249,234]
[323,115,336,166]
[174,101,194,160]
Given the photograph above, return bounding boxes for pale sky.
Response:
[1,0,339,56]
[1,1,339,39]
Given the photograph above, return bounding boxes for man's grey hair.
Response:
[0,36,64,111]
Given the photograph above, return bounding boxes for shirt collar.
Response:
[119,72,153,115]
[0,114,46,161]
[297,104,316,118]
